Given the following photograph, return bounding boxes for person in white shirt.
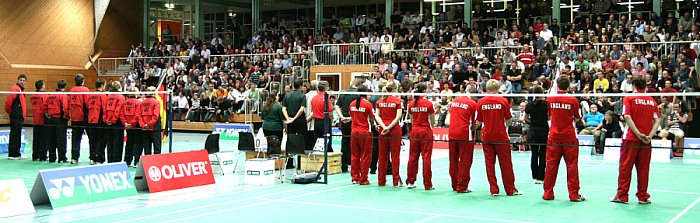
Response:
[211,35,223,46]
[305,81,319,148]
[420,21,433,34]
[540,24,554,42]
[175,91,189,120]
[200,45,211,59]
[380,29,393,43]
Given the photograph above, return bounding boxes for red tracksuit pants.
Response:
[378,127,402,186]
[406,128,433,190]
[351,131,372,184]
[483,143,517,195]
[543,140,581,200]
[449,140,474,192]
[616,140,652,202]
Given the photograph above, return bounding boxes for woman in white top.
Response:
[589,55,603,72]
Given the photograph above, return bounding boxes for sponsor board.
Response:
[29,163,137,208]
[604,138,672,162]
[683,138,700,161]
[432,128,449,149]
[0,130,27,154]
[209,152,236,175]
[578,135,594,155]
[212,124,252,141]
[0,179,35,217]
[134,150,215,193]
[331,128,342,149]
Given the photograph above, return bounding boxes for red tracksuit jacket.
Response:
[103,94,125,125]
[86,91,107,124]
[46,91,69,119]
[30,93,48,125]
[69,86,90,122]
[4,84,26,119]
[120,98,141,129]
[138,97,161,131]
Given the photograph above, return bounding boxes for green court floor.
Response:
[1,130,699,223]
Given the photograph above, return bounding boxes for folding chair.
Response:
[205,133,233,175]
[280,134,309,182]
[234,132,258,173]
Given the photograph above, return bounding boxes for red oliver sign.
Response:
[432,128,449,149]
[139,150,215,193]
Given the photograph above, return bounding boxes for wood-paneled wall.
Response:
[0,0,95,67]
[94,0,144,58]
[310,65,373,90]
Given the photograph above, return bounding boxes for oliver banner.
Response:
[0,179,35,217]
[134,150,215,193]
[29,163,137,208]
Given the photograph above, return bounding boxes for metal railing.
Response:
[97,56,189,76]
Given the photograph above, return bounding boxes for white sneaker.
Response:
[8,156,27,160]
[511,190,523,196]
[90,160,96,165]
[70,159,79,164]
[406,183,416,189]
[492,193,500,196]
[351,180,359,185]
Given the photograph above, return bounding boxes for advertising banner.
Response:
[432,128,449,149]
[0,179,35,217]
[0,130,26,154]
[683,138,700,161]
[212,124,252,141]
[604,138,672,162]
[135,150,215,193]
[29,163,137,208]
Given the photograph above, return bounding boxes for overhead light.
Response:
[165,3,175,9]
[424,0,452,2]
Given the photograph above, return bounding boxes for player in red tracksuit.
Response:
[45,80,69,163]
[374,83,403,187]
[139,87,162,155]
[5,74,27,159]
[406,83,436,190]
[103,81,125,163]
[612,75,661,204]
[476,79,520,196]
[86,78,108,164]
[349,85,375,185]
[120,88,142,167]
[544,76,586,202]
[30,80,48,161]
[448,95,478,193]
[68,74,90,164]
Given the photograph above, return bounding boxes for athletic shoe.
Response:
[406,183,416,189]
[456,188,473,193]
[58,160,68,163]
[8,156,26,160]
[351,180,359,185]
[426,187,435,190]
[359,181,370,185]
[90,160,96,165]
[70,159,78,164]
[492,193,500,196]
[370,169,376,174]
[639,199,652,204]
[610,196,628,204]
[394,181,404,188]
[571,195,587,202]
[510,190,523,196]
[534,180,543,184]
[130,165,138,168]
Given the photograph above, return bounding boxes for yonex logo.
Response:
[48,177,76,199]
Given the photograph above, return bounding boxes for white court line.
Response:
[256,198,535,223]
[113,180,350,223]
[0,174,37,179]
[163,184,358,223]
[413,215,442,223]
[668,196,700,223]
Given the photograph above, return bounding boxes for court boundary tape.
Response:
[668,196,700,223]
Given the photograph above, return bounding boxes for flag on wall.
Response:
[155,80,168,143]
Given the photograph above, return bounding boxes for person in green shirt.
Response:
[260,91,285,141]
[574,54,590,71]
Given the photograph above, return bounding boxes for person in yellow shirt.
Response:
[593,71,609,93]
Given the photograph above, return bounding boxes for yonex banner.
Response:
[0,179,35,217]
[212,124,252,141]
[134,150,215,193]
[0,130,27,154]
[331,127,342,149]
[578,135,594,155]
[29,163,137,208]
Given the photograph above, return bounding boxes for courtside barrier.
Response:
[134,150,215,193]
[604,138,672,162]
[0,130,26,154]
[29,163,137,208]
[684,138,700,161]
[0,179,35,217]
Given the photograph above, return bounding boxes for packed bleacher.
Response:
[120,4,699,154]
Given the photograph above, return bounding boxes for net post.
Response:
[168,90,173,154]
[322,92,329,184]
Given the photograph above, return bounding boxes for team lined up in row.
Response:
[343,75,658,204]
[5,74,162,166]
